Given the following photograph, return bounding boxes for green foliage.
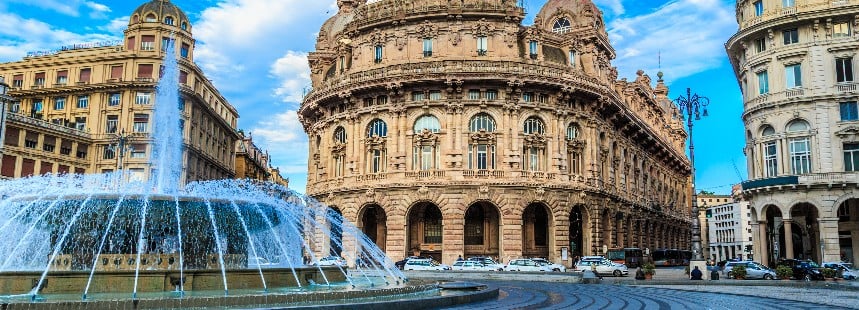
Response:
[731,264,747,279]
[643,263,656,275]
[684,265,690,275]
[776,265,793,279]
[698,190,716,195]
[822,268,837,278]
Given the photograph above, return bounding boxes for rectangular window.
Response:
[370,149,385,173]
[109,93,121,106]
[133,114,149,133]
[789,138,811,174]
[477,144,488,169]
[136,92,151,105]
[411,92,425,101]
[785,64,802,88]
[834,22,851,38]
[110,65,123,80]
[569,50,576,67]
[757,71,769,94]
[423,38,433,57]
[754,37,766,53]
[130,144,147,159]
[486,90,498,100]
[34,72,45,86]
[56,70,68,85]
[54,97,65,110]
[783,0,795,7]
[783,29,798,45]
[523,92,534,102]
[10,102,20,113]
[75,117,86,131]
[137,64,153,78]
[429,90,442,100]
[377,95,388,105]
[79,68,91,83]
[77,95,88,109]
[141,35,155,51]
[764,141,778,177]
[841,102,859,121]
[32,100,43,118]
[754,1,764,16]
[468,90,481,100]
[106,115,118,133]
[844,143,859,172]
[12,74,23,88]
[529,40,538,59]
[161,37,170,51]
[374,45,383,63]
[420,145,434,170]
[181,43,190,58]
[103,145,115,160]
[836,57,854,83]
[477,36,488,55]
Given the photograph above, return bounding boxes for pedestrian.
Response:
[635,267,645,280]
[457,255,463,262]
[690,266,703,280]
[591,262,602,280]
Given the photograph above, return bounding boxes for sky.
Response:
[0,0,746,195]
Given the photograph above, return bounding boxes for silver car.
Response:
[724,261,776,279]
[823,262,857,280]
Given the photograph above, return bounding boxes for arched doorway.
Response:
[327,207,343,256]
[789,203,820,261]
[360,204,387,252]
[463,202,500,259]
[765,206,784,263]
[407,202,443,262]
[569,205,589,258]
[522,203,551,258]
[837,199,859,264]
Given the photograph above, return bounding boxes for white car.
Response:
[452,260,496,271]
[575,256,629,277]
[823,262,857,280]
[404,258,450,271]
[504,258,552,272]
[532,258,567,272]
[314,256,346,266]
[467,257,504,271]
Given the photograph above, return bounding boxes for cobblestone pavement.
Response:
[439,281,856,310]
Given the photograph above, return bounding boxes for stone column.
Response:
[758,221,769,266]
[783,219,794,259]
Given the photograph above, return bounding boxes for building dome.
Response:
[534,0,606,35]
[129,0,191,31]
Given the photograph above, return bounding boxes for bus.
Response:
[652,249,692,266]
[606,248,643,268]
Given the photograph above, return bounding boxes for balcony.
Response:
[798,172,859,185]
[357,173,387,182]
[6,113,92,139]
[462,170,504,178]
[837,83,858,94]
[405,170,446,179]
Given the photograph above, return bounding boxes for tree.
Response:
[698,190,715,195]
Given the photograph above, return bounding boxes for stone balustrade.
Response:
[739,0,858,29]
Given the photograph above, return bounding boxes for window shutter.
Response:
[35,72,45,79]
[138,64,153,78]
[79,68,91,82]
[57,70,68,78]
[126,37,136,51]
[110,66,123,79]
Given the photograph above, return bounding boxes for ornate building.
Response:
[0,0,239,183]
[300,0,693,265]
[235,133,290,187]
[727,0,859,265]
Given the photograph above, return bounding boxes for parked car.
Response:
[395,256,422,270]
[314,256,346,267]
[823,262,857,280]
[724,261,776,279]
[504,258,552,272]
[575,256,628,277]
[778,259,824,281]
[532,258,567,272]
[452,260,497,271]
[404,258,450,271]
[467,257,504,271]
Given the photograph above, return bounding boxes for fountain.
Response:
[0,39,413,307]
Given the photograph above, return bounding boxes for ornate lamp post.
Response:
[674,87,709,263]
[109,128,138,172]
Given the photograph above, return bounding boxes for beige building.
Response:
[235,133,289,187]
[300,0,693,265]
[0,0,240,183]
[696,193,734,261]
[727,0,859,265]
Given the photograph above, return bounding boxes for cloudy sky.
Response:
[0,0,745,194]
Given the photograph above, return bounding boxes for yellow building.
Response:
[0,0,239,183]
[235,132,289,188]
[300,0,693,265]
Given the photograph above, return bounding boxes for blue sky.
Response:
[0,0,745,195]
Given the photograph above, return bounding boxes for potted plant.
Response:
[731,264,747,280]
[776,265,793,280]
[643,263,655,280]
[822,268,836,281]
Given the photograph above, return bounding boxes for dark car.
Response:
[778,259,824,281]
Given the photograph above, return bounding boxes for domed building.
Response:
[0,0,239,183]
[727,0,859,265]
[300,0,693,266]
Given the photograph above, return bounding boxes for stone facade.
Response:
[235,133,289,187]
[0,0,239,184]
[726,0,859,265]
[301,0,693,266]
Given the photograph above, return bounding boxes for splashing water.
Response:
[151,37,184,194]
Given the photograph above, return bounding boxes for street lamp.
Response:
[109,128,138,172]
[674,87,709,263]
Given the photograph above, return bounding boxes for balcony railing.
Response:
[357,173,387,182]
[6,113,91,139]
[740,0,859,28]
[405,170,446,179]
[463,170,504,178]
[798,172,859,185]
[837,83,858,93]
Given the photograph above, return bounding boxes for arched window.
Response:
[523,117,545,135]
[145,14,157,22]
[367,119,387,137]
[786,119,810,132]
[413,115,441,170]
[553,18,572,33]
[566,123,580,141]
[181,22,188,30]
[469,113,495,132]
[468,113,496,170]
[334,126,347,143]
[786,120,812,174]
[761,125,776,137]
[414,115,441,133]
[132,15,139,24]
[164,16,174,25]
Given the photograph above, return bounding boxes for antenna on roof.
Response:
[658,50,662,71]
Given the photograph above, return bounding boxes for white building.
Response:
[707,199,754,262]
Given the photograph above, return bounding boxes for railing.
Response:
[7,113,91,139]
[837,83,858,93]
[740,0,859,29]
[357,173,387,182]
[780,7,797,16]
[798,172,859,185]
[462,170,504,178]
[785,88,804,97]
[405,170,446,179]
[832,0,851,7]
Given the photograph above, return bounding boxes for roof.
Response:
[131,0,189,28]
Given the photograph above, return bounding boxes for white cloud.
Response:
[249,111,309,173]
[271,51,311,104]
[0,12,119,61]
[84,1,111,19]
[6,0,111,18]
[606,0,735,82]
[594,0,625,16]
[99,16,128,35]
